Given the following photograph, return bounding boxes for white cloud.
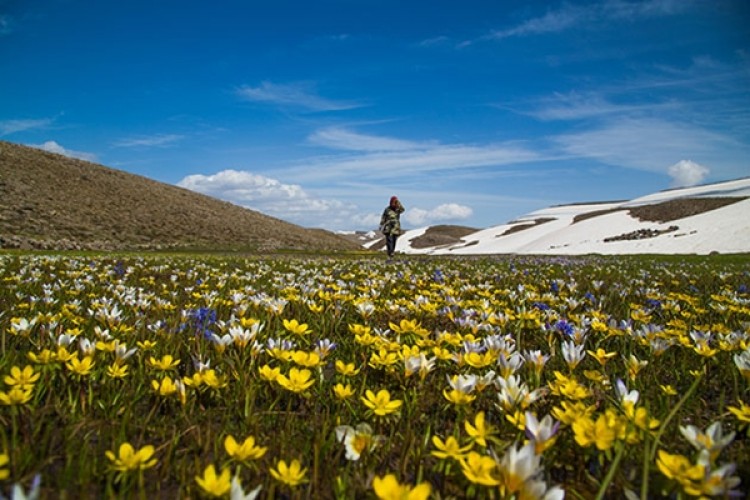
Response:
[491,0,691,39]
[668,160,709,187]
[31,141,97,162]
[236,81,363,112]
[114,134,183,148]
[0,117,54,136]
[176,169,353,226]
[404,203,473,226]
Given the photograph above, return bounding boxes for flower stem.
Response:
[595,441,625,500]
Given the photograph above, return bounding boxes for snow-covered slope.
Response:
[396,178,750,255]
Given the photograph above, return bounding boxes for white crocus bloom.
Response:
[334,423,383,461]
[733,347,750,378]
[679,421,735,461]
[78,337,95,356]
[448,373,478,394]
[230,476,262,500]
[524,412,560,454]
[113,340,137,364]
[614,379,639,406]
[561,340,586,370]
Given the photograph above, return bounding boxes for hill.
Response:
[394,178,750,255]
[0,141,360,253]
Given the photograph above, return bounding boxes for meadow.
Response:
[0,253,748,499]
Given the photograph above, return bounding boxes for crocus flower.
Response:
[270,459,308,487]
[372,474,431,500]
[195,464,231,497]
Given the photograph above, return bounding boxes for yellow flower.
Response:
[291,350,322,368]
[656,450,704,487]
[276,367,315,393]
[333,383,355,400]
[147,354,180,371]
[586,348,616,366]
[0,452,8,480]
[443,388,476,406]
[460,451,501,486]
[431,435,472,460]
[200,369,228,389]
[0,387,33,406]
[335,360,360,377]
[660,384,678,396]
[66,355,95,376]
[258,364,280,382]
[464,412,497,448]
[551,401,595,426]
[282,319,312,336]
[27,348,57,365]
[224,435,267,462]
[727,400,750,424]
[372,473,431,500]
[195,464,231,497]
[572,412,619,451]
[3,365,40,389]
[152,377,179,397]
[106,363,129,379]
[270,459,308,487]
[136,340,157,350]
[388,319,429,338]
[361,389,402,417]
[105,442,157,472]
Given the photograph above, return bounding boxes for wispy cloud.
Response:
[308,127,429,151]
[0,15,13,36]
[30,141,97,162]
[293,127,542,182]
[113,134,184,148]
[236,81,364,112]
[0,117,55,136]
[489,0,693,39]
[553,117,746,176]
[521,92,677,121]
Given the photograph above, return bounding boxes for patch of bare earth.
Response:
[409,225,478,249]
[499,218,555,236]
[572,197,747,225]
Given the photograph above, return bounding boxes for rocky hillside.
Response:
[0,141,360,253]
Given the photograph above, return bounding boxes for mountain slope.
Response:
[0,141,360,252]
[396,178,750,255]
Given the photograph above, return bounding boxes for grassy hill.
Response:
[0,141,361,253]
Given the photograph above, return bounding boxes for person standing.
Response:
[380,196,405,257]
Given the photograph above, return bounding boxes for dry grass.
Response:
[0,141,361,253]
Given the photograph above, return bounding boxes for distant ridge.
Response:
[0,141,360,252]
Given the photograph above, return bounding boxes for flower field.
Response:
[1,253,749,499]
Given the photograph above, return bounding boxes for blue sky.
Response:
[2,0,749,230]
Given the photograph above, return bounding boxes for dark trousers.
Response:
[385,234,398,256]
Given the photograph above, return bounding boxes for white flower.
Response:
[230,476,262,500]
[335,423,383,461]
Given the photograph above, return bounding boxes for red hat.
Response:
[390,196,398,204]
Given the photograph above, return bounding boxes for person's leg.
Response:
[386,234,395,256]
